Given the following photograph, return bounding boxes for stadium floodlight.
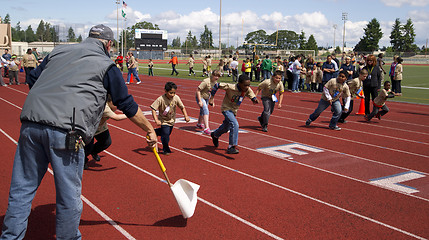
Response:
[342,12,348,53]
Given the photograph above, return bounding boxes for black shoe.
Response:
[305,118,312,126]
[92,154,100,161]
[211,132,219,147]
[262,126,268,132]
[161,151,171,156]
[337,119,344,123]
[226,146,239,154]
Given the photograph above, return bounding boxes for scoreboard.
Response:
[135,29,168,51]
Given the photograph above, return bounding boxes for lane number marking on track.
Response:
[257,143,324,159]
[370,171,426,194]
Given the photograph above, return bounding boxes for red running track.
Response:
[0,72,428,239]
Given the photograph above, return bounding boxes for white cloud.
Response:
[381,0,429,7]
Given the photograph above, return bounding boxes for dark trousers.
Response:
[171,64,178,75]
[339,98,354,122]
[84,130,112,161]
[155,125,174,153]
[367,104,389,120]
[363,85,379,115]
[391,78,401,94]
[189,67,195,75]
[286,70,293,90]
[24,67,35,84]
[9,71,19,84]
[232,69,238,82]
[260,97,275,127]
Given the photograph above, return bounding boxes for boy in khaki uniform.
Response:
[338,69,368,123]
[365,81,394,121]
[196,70,221,134]
[151,82,190,155]
[306,70,351,130]
[210,74,259,154]
[255,70,284,132]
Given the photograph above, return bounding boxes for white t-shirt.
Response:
[230,60,239,70]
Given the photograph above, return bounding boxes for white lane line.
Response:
[0,129,136,240]
[106,124,428,240]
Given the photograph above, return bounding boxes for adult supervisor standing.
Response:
[1,24,157,240]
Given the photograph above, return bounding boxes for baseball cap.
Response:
[88,24,114,42]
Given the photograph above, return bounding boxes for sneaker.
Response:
[364,115,370,122]
[305,118,312,126]
[161,151,171,156]
[211,132,219,147]
[196,123,205,129]
[226,146,239,154]
[203,128,211,135]
[262,126,268,132]
[92,154,100,162]
[329,126,341,131]
[125,82,130,84]
[136,81,141,84]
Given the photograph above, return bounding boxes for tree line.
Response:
[1,13,422,54]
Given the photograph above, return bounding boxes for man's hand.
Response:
[146,132,157,148]
[185,116,190,122]
[278,103,282,109]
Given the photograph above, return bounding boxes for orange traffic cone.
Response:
[356,97,365,115]
[130,73,134,83]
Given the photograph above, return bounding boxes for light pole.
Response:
[342,12,348,53]
[116,0,120,54]
[227,23,230,51]
[219,0,222,58]
[333,24,337,51]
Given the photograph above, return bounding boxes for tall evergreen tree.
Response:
[3,14,11,24]
[402,18,416,52]
[67,27,76,42]
[172,36,181,47]
[25,25,37,42]
[390,18,403,52]
[298,31,307,50]
[306,34,318,54]
[199,25,213,49]
[12,22,23,41]
[36,20,45,41]
[354,18,383,52]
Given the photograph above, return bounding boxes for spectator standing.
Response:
[362,54,382,116]
[2,49,11,77]
[0,24,157,240]
[291,55,302,93]
[377,53,386,82]
[393,57,403,96]
[230,57,239,82]
[202,56,208,77]
[148,59,154,76]
[186,54,195,76]
[8,55,20,85]
[321,55,335,91]
[340,56,355,80]
[261,55,272,80]
[169,51,179,76]
[126,52,141,84]
[22,48,37,84]
[116,54,124,72]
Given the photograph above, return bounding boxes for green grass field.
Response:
[133,62,429,105]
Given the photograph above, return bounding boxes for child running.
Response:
[255,70,284,132]
[210,74,259,154]
[151,82,190,155]
[305,70,351,130]
[196,70,221,134]
[365,81,394,121]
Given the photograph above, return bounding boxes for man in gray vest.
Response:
[1,24,157,240]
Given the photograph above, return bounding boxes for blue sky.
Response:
[2,0,429,48]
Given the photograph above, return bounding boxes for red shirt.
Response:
[116,55,124,64]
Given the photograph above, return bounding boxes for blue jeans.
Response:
[309,99,342,128]
[127,67,141,83]
[262,70,271,80]
[292,73,300,91]
[196,96,209,116]
[212,110,239,146]
[1,122,84,240]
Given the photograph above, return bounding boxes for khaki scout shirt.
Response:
[347,77,363,98]
[198,77,215,100]
[374,89,389,107]
[151,94,184,126]
[258,78,285,98]
[322,78,350,102]
[218,83,256,115]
